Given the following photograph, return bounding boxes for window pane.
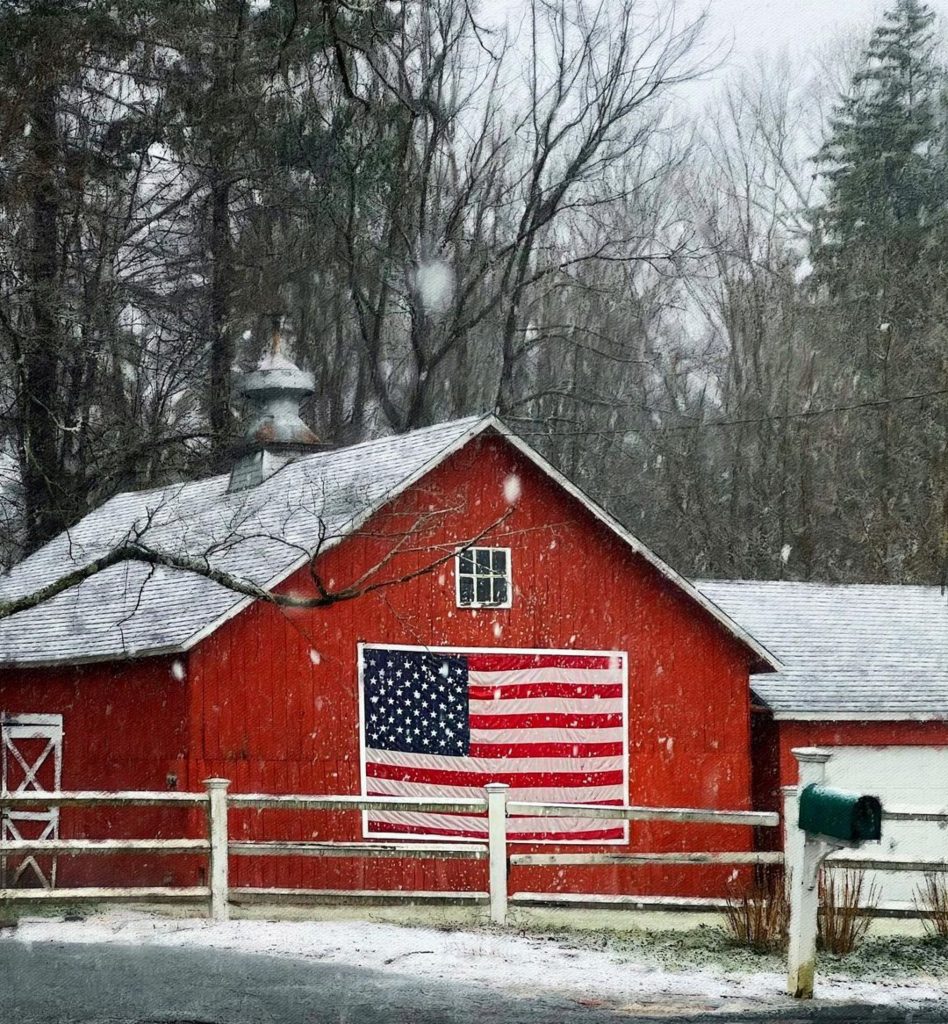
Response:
[475,548,491,571]
[476,577,492,603]
[493,577,508,605]
[459,576,475,605]
[458,550,474,574]
[492,550,507,574]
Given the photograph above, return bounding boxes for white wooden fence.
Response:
[782,748,948,999]
[1,778,779,921]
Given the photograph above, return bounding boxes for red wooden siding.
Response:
[186,434,759,898]
[0,657,193,886]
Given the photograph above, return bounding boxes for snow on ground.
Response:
[6,911,948,1013]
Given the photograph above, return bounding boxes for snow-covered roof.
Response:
[0,415,777,670]
[698,580,948,720]
[0,417,485,666]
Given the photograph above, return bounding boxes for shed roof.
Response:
[698,579,948,720]
[0,415,777,670]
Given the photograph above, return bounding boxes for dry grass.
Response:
[818,868,880,955]
[722,866,788,952]
[915,871,948,940]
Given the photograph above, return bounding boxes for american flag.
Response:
[359,645,627,842]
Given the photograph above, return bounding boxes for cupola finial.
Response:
[228,317,323,491]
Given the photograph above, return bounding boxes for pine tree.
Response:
[809,0,948,580]
[812,0,943,325]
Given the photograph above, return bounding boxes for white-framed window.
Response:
[455,547,512,608]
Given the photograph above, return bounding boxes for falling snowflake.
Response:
[414,260,455,314]
[170,660,186,681]
[309,650,321,665]
[503,474,521,504]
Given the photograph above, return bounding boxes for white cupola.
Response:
[228,320,323,491]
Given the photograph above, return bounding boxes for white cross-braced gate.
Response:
[1,713,63,888]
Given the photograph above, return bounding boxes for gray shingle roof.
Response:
[0,417,487,666]
[698,580,948,720]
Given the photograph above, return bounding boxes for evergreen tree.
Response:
[809,0,948,580]
[812,0,943,327]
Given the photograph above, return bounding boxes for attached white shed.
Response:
[698,580,948,906]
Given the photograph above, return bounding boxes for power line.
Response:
[670,385,948,432]
[508,385,948,436]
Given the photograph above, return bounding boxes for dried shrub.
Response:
[723,866,788,952]
[818,868,880,955]
[915,871,948,940]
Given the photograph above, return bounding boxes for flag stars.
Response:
[364,650,470,756]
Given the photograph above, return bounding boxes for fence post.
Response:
[485,782,509,926]
[786,748,831,999]
[782,784,800,902]
[204,778,230,923]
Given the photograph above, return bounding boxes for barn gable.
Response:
[0,416,778,671]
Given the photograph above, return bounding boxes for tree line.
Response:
[0,0,945,585]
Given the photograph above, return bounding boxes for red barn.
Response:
[0,353,780,900]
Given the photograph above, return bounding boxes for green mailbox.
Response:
[798,784,882,843]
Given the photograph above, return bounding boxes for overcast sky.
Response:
[682,0,948,70]
[493,1,948,108]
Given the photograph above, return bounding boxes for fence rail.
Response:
[0,886,210,902]
[0,781,778,922]
[507,800,779,827]
[882,806,948,823]
[0,839,209,855]
[511,851,784,866]
[0,791,207,808]
[227,841,487,860]
[228,794,488,814]
[2,778,946,933]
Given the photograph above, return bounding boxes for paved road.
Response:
[1,941,946,1024]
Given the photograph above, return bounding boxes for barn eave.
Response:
[770,710,948,722]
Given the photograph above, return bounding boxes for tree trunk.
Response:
[208,172,234,457]
[21,85,65,550]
